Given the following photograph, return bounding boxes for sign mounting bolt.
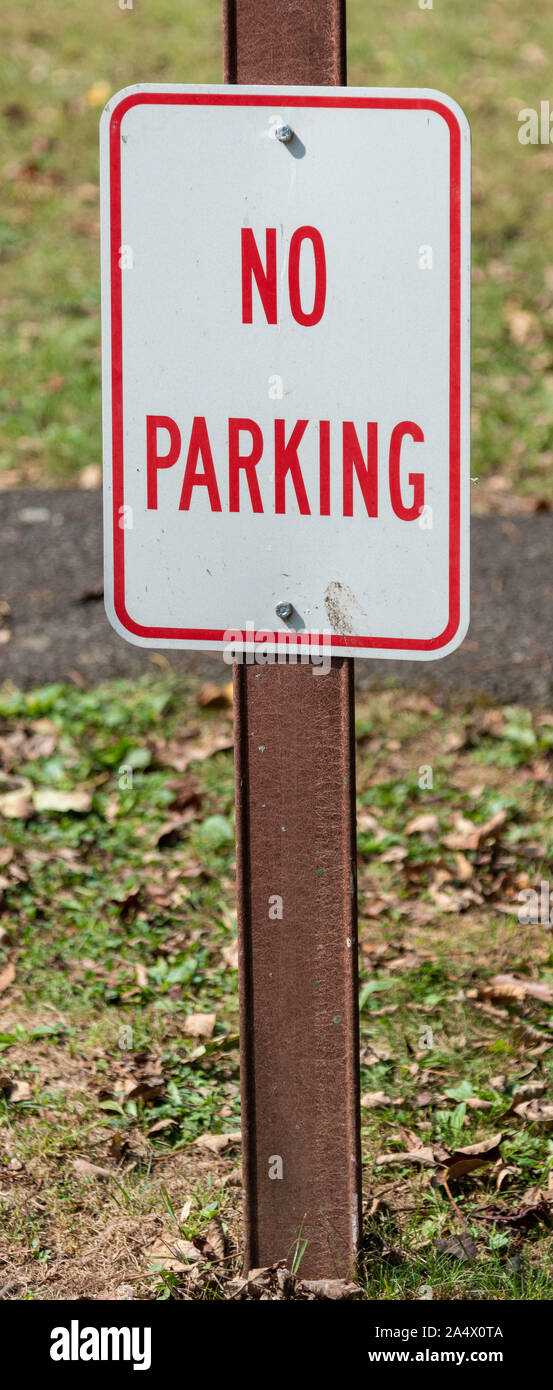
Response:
[274,122,293,143]
[276,601,293,621]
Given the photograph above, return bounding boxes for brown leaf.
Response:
[148,1235,202,1269]
[153,813,197,847]
[165,776,203,813]
[512,1081,546,1103]
[435,1233,478,1262]
[194,1130,241,1154]
[0,961,15,993]
[147,1117,177,1136]
[474,1188,553,1229]
[513,1098,553,1126]
[34,787,91,814]
[434,1133,502,1183]
[444,809,508,852]
[375,1147,435,1167]
[482,975,553,1007]
[0,1075,29,1101]
[300,1279,361,1300]
[357,808,385,837]
[380,845,407,863]
[107,1131,129,1164]
[197,682,233,710]
[387,952,423,972]
[496,1165,519,1191]
[428,882,463,912]
[200,1217,227,1262]
[405,813,439,836]
[183,1012,216,1040]
[119,1075,166,1103]
[159,731,233,773]
[506,307,541,347]
[0,788,33,819]
[246,1266,276,1296]
[361,1091,396,1109]
[454,852,474,882]
[416,1090,443,1109]
[72,1158,113,1181]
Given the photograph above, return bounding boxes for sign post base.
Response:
[233,656,362,1279]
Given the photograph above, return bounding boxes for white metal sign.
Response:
[100,85,470,660]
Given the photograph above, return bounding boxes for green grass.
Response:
[1,675,553,1298]
[1,0,553,497]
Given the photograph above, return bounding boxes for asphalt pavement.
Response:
[1,489,551,705]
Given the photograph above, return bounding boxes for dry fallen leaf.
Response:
[435,1232,478,1262]
[72,1158,113,1181]
[357,808,385,837]
[0,788,33,819]
[434,1133,502,1184]
[118,1076,165,1103]
[444,809,507,852]
[0,1075,30,1102]
[361,1091,396,1109]
[481,975,553,1007]
[201,1217,227,1262]
[221,941,239,970]
[197,682,233,709]
[474,1187,553,1229]
[506,1082,546,1112]
[147,1117,177,1136]
[375,1147,435,1167]
[183,1012,216,1039]
[0,961,15,994]
[506,307,541,347]
[513,1099,553,1127]
[194,1130,241,1154]
[148,1235,202,1270]
[496,1165,519,1192]
[380,845,407,863]
[159,731,233,773]
[405,813,439,836]
[33,788,92,814]
[300,1278,361,1300]
[454,852,474,882]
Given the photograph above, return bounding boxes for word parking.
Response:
[145,413,426,519]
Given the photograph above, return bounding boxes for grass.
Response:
[1,0,553,499]
[1,674,553,1298]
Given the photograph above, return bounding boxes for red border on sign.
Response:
[108,92,463,650]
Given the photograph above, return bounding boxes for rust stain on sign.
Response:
[324,580,370,636]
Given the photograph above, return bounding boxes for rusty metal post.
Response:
[223,0,346,86]
[226,2,361,1280]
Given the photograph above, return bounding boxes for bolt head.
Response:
[274,123,293,144]
[275,601,293,621]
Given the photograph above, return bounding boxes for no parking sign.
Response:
[100,85,470,660]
